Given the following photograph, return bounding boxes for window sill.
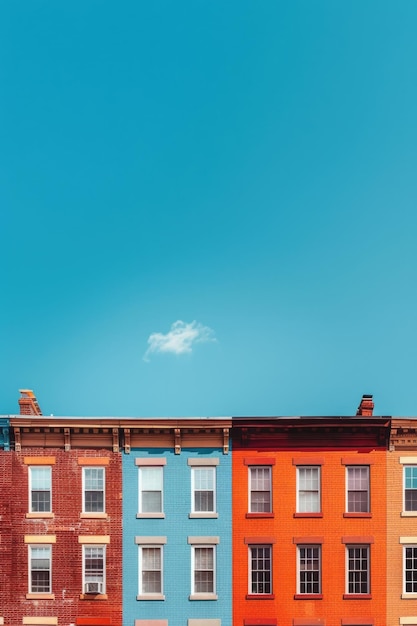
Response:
[294,594,323,600]
[401,592,417,599]
[343,513,372,518]
[246,513,274,519]
[189,593,218,601]
[80,513,108,519]
[293,513,323,518]
[137,594,165,601]
[401,511,417,517]
[246,594,275,600]
[79,593,108,600]
[136,513,165,519]
[26,512,54,519]
[26,593,55,600]
[189,512,218,519]
[343,594,371,600]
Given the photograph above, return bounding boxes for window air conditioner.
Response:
[84,581,103,594]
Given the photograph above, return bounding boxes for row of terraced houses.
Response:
[1,391,417,626]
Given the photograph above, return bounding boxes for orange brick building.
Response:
[387,418,417,626]
[232,396,390,626]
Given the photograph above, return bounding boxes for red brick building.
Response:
[5,395,122,626]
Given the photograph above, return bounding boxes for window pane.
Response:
[142,491,162,512]
[141,467,162,490]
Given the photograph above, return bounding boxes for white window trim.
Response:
[296,466,321,513]
[297,545,321,595]
[345,544,370,595]
[82,544,106,595]
[345,465,370,513]
[82,467,105,514]
[248,544,273,595]
[137,465,165,518]
[29,466,52,515]
[402,544,417,598]
[188,537,219,601]
[190,466,217,518]
[248,466,272,514]
[138,545,165,600]
[28,544,52,595]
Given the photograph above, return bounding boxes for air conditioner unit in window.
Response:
[84,582,103,594]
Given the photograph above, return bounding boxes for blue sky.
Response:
[1,1,417,417]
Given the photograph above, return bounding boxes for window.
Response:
[405,467,417,511]
[139,546,163,596]
[297,467,320,512]
[346,466,369,513]
[83,545,105,595]
[192,546,215,595]
[29,545,51,593]
[83,467,105,513]
[249,545,272,595]
[404,546,417,594]
[29,467,51,513]
[346,545,370,594]
[192,467,215,513]
[298,545,321,595]
[139,466,163,514]
[249,467,271,513]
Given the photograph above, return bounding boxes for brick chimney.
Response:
[356,394,374,416]
[18,389,42,416]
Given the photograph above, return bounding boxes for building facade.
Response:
[232,399,390,626]
[122,418,232,626]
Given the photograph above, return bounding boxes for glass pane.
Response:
[142,491,162,512]
[141,467,162,490]
[84,468,104,490]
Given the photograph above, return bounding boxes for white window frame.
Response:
[404,466,417,512]
[345,544,370,595]
[297,545,321,595]
[82,544,106,595]
[29,466,52,513]
[403,545,417,595]
[346,466,370,513]
[82,467,105,513]
[138,545,164,598]
[191,466,216,515]
[248,466,272,513]
[29,544,52,594]
[296,466,320,513]
[191,545,216,598]
[248,544,272,595]
[138,466,164,516]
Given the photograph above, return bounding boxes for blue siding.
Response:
[123,446,232,626]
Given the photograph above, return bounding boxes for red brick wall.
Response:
[3,448,122,626]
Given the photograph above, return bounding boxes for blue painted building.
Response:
[122,418,232,626]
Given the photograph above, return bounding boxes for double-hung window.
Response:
[346,466,369,513]
[297,545,321,595]
[403,545,417,594]
[83,545,105,595]
[346,545,370,595]
[297,466,320,513]
[136,536,166,600]
[140,467,163,514]
[404,466,417,512]
[29,545,52,594]
[189,536,219,600]
[249,467,272,513]
[248,545,272,595]
[83,467,105,513]
[188,458,219,518]
[29,467,52,513]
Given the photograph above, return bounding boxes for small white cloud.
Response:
[143,320,216,362]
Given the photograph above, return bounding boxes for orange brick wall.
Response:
[387,423,417,626]
[233,447,387,626]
